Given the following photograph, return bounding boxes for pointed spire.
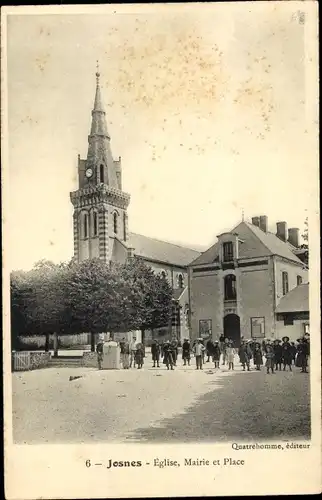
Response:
[93,60,104,113]
[90,62,109,137]
[86,63,119,188]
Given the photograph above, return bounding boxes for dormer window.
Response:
[223,241,234,262]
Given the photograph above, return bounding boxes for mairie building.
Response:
[69,70,200,343]
[188,216,309,344]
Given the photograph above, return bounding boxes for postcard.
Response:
[2,2,321,498]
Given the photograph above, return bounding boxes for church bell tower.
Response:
[70,64,130,262]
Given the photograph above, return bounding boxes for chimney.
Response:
[276,221,288,242]
[288,227,300,248]
[252,216,260,227]
[259,215,268,232]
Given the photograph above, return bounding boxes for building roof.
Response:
[275,283,309,313]
[190,221,304,266]
[128,232,201,267]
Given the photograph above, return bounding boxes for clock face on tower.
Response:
[85,168,93,179]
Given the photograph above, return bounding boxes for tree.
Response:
[10,260,72,356]
[301,216,308,247]
[118,258,173,341]
[299,216,309,266]
[64,259,135,351]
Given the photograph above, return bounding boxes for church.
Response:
[69,69,201,343]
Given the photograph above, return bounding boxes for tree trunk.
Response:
[45,333,50,352]
[53,332,58,358]
[141,329,146,357]
[91,332,96,352]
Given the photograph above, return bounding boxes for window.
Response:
[123,212,127,241]
[297,275,303,286]
[178,274,184,288]
[304,323,309,335]
[224,274,237,300]
[93,211,98,237]
[113,212,118,234]
[223,241,234,262]
[284,315,294,326]
[83,213,88,238]
[161,271,166,279]
[282,271,289,295]
[99,164,104,183]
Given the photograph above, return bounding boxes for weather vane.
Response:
[96,60,100,84]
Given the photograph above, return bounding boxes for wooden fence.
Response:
[12,351,31,371]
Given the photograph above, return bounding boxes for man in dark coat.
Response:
[182,338,191,366]
[253,342,263,370]
[151,339,160,368]
[163,341,175,370]
[273,339,283,371]
[238,340,251,371]
[290,342,297,364]
[281,336,293,371]
[206,338,214,362]
[296,338,309,373]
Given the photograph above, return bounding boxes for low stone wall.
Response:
[82,352,98,368]
[30,352,51,369]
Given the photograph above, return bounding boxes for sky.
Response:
[4,3,318,271]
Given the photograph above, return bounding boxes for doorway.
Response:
[223,314,241,347]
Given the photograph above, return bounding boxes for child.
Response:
[135,343,144,369]
[212,340,221,369]
[253,343,263,371]
[265,345,275,374]
[226,341,236,370]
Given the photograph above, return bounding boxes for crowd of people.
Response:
[96,334,310,374]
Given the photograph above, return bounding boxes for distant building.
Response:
[275,283,309,341]
[69,69,200,343]
[189,216,308,345]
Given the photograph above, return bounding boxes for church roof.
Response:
[128,232,201,267]
[191,221,304,266]
[275,283,309,313]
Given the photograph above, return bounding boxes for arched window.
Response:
[123,212,127,241]
[83,213,89,239]
[161,271,166,279]
[178,274,184,288]
[297,275,303,286]
[282,272,289,295]
[99,164,104,183]
[224,274,236,300]
[113,212,118,234]
[93,211,98,237]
